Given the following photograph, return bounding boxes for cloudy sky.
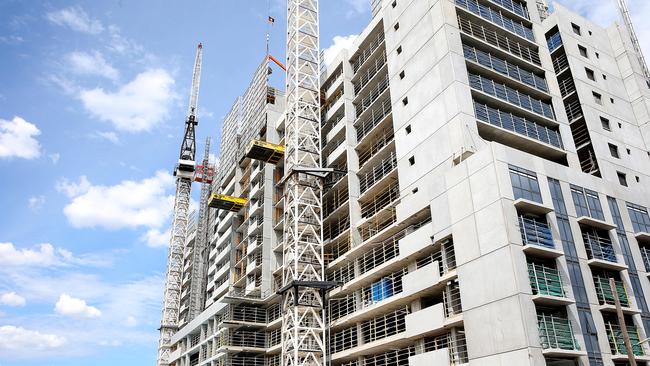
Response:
[0,0,648,365]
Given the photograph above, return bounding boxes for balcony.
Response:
[537,313,584,357]
[640,245,650,273]
[353,51,387,96]
[469,73,555,120]
[355,98,392,143]
[457,15,541,66]
[593,274,637,314]
[474,101,565,160]
[519,215,562,258]
[358,151,397,194]
[583,229,624,270]
[486,0,529,20]
[351,31,385,74]
[455,0,534,42]
[463,44,548,93]
[528,260,573,306]
[605,322,646,360]
[546,30,562,53]
[355,74,389,117]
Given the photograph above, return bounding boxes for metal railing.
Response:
[546,30,562,52]
[606,322,645,356]
[355,74,390,117]
[458,15,541,65]
[354,51,387,95]
[469,73,555,119]
[352,31,385,74]
[463,44,548,92]
[537,314,580,350]
[551,52,569,74]
[563,97,583,122]
[356,98,392,142]
[528,260,565,297]
[359,151,398,193]
[360,183,400,219]
[357,128,394,168]
[423,331,469,365]
[474,101,562,148]
[558,77,576,98]
[583,231,617,263]
[487,0,529,19]
[519,215,555,248]
[455,0,534,41]
[640,246,650,272]
[593,275,629,307]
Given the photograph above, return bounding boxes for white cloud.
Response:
[141,228,170,248]
[60,171,175,230]
[46,6,103,35]
[0,35,24,45]
[95,131,119,144]
[79,69,177,132]
[0,292,26,307]
[56,176,91,198]
[28,195,45,211]
[0,242,105,268]
[55,294,101,318]
[65,51,119,81]
[0,116,41,159]
[0,326,66,351]
[48,153,60,164]
[323,35,358,67]
[106,25,144,56]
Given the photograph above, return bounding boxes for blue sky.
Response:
[0,0,648,365]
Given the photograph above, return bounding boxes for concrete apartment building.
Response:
[166,0,650,365]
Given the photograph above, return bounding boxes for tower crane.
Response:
[157,42,203,366]
[279,1,338,366]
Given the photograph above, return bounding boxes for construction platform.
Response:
[208,193,248,212]
[245,140,284,165]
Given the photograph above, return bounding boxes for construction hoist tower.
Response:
[616,0,650,81]
[157,42,203,366]
[189,137,214,320]
[280,1,337,365]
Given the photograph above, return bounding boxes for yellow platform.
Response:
[245,140,284,165]
[208,193,248,212]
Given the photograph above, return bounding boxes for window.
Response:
[399,70,405,79]
[617,171,628,187]
[397,46,402,54]
[608,143,619,158]
[405,125,411,134]
[579,45,588,58]
[509,165,542,203]
[610,97,614,104]
[600,117,611,131]
[585,68,595,81]
[595,52,600,58]
[571,185,604,220]
[588,30,592,36]
[593,92,602,105]
[572,23,582,35]
[602,74,607,80]
[626,148,631,155]
[394,22,400,31]
[408,156,415,166]
[627,203,650,233]
[402,97,408,106]
[392,0,397,7]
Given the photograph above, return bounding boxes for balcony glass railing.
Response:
[538,314,580,351]
[469,73,555,119]
[593,276,628,307]
[583,232,617,263]
[528,261,565,297]
[519,215,554,248]
[475,101,563,148]
[455,0,534,41]
[463,44,548,92]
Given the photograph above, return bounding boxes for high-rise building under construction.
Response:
[162,0,650,365]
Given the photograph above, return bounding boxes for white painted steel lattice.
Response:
[157,43,203,366]
[281,1,328,365]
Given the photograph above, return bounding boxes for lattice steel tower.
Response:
[280,1,336,366]
[157,43,203,366]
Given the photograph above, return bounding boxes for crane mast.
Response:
[280,1,335,366]
[616,0,650,80]
[157,42,203,366]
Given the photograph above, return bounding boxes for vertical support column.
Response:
[282,1,327,366]
[158,177,191,365]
